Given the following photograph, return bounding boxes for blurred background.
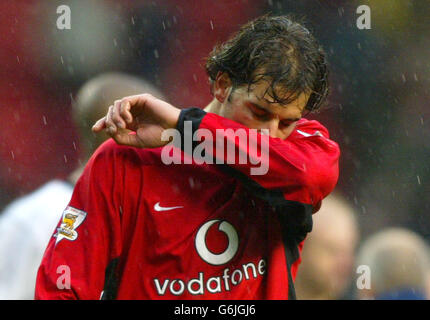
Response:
[0,0,429,299]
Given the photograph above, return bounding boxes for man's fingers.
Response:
[105,105,117,134]
[120,100,133,124]
[111,129,142,148]
[112,100,126,129]
[92,117,107,132]
[119,98,133,124]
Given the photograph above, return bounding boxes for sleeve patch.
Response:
[54,206,87,244]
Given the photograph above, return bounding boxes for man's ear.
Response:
[214,72,232,103]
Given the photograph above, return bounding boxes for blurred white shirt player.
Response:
[0,73,165,299]
[0,181,73,299]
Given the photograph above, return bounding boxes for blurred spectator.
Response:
[295,193,359,299]
[355,228,430,300]
[0,72,164,300]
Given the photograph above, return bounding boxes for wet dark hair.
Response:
[205,15,329,113]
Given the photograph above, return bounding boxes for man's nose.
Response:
[263,118,279,138]
[270,117,281,138]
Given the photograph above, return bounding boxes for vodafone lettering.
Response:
[153,219,266,296]
[154,259,266,296]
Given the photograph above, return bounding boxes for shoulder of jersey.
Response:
[92,138,164,165]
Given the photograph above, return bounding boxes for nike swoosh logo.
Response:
[154,202,184,212]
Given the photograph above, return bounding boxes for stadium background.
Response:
[0,0,429,293]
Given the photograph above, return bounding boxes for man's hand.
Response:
[92,94,181,148]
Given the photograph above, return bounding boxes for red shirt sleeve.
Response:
[177,108,340,211]
[35,140,124,300]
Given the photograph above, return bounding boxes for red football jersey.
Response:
[35,109,340,300]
